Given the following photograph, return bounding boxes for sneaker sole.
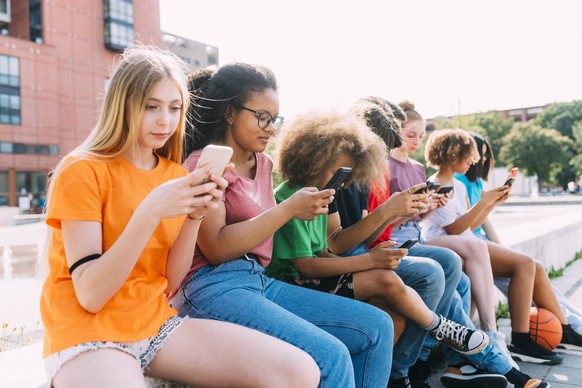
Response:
[440,373,507,388]
[557,342,582,352]
[509,351,562,365]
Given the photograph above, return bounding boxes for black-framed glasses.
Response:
[236,104,284,130]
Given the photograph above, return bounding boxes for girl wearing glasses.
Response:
[40,47,320,388]
[169,63,393,387]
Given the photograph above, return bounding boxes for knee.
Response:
[377,271,406,296]
[522,255,536,275]
[534,260,546,277]
[285,351,321,388]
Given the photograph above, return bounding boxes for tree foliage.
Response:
[534,100,582,140]
[570,121,582,178]
[500,122,573,187]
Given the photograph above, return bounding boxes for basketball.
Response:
[529,307,563,350]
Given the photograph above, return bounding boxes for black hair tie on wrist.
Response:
[69,254,102,275]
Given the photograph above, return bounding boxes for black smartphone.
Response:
[426,181,441,191]
[398,238,419,249]
[323,167,352,191]
[437,186,453,194]
[414,181,438,194]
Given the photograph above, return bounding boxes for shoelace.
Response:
[433,317,470,348]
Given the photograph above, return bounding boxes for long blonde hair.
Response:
[37,45,189,276]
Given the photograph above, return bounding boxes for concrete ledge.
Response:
[495,206,582,270]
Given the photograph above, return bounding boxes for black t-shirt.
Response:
[329,183,368,228]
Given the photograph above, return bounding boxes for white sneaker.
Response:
[486,330,520,371]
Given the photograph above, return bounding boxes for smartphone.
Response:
[437,186,454,194]
[323,167,352,191]
[195,144,233,178]
[414,181,438,194]
[426,181,441,191]
[398,238,419,249]
[503,167,519,187]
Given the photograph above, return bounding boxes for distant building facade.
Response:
[162,32,218,72]
[0,0,215,210]
[426,103,553,132]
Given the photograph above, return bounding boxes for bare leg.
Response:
[148,318,320,388]
[532,260,568,323]
[368,298,407,343]
[353,269,434,327]
[426,235,497,331]
[486,241,536,333]
[53,348,147,388]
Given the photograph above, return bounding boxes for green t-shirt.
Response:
[265,181,328,280]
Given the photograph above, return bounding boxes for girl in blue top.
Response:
[456,133,582,346]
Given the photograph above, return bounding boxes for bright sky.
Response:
[160,0,582,120]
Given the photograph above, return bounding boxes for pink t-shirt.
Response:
[182,150,277,274]
[388,156,427,222]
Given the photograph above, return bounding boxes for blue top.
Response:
[454,173,485,236]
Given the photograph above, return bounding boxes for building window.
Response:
[0,55,20,125]
[0,0,10,24]
[0,141,59,155]
[29,0,42,43]
[104,0,134,51]
[16,171,47,212]
[0,170,8,206]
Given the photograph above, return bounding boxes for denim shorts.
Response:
[44,315,184,383]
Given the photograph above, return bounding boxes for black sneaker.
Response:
[429,315,489,355]
[508,342,563,364]
[409,359,431,388]
[388,376,412,388]
[440,362,507,388]
[557,324,582,351]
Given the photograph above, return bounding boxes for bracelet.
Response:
[187,214,206,221]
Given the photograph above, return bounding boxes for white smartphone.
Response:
[195,144,233,177]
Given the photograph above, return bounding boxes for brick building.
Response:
[0,0,216,212]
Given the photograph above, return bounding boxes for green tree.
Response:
[470,112,514,165]
[570,121,582,178]
[500,122,573,187]
[534,100,582,140]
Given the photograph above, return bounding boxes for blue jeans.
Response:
[344,244,445,380]
[169,258,393,388]
[408,244,462,361]
[443,288,512,375]
[391,256,445,379]
[395,223,513,374]
[391,220,423,244]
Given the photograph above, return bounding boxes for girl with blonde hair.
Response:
[40,46,320,388]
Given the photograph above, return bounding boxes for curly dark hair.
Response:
[350,96,404,150]
[183,62,278,159]
[464,132,494,182]
[275,111,387,189]
[424,128,479,169]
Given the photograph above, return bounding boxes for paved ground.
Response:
[1,195,581,387]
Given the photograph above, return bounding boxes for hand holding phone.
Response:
[437,186,453,194]
[414,181,439,194]
[195,145,233,179]
[323,167,352,191]
[503,167,519,187]
[398,238,419,249]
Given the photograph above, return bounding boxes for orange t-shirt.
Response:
[40,155,187,357]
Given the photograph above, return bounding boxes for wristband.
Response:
[187,214,205,221]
